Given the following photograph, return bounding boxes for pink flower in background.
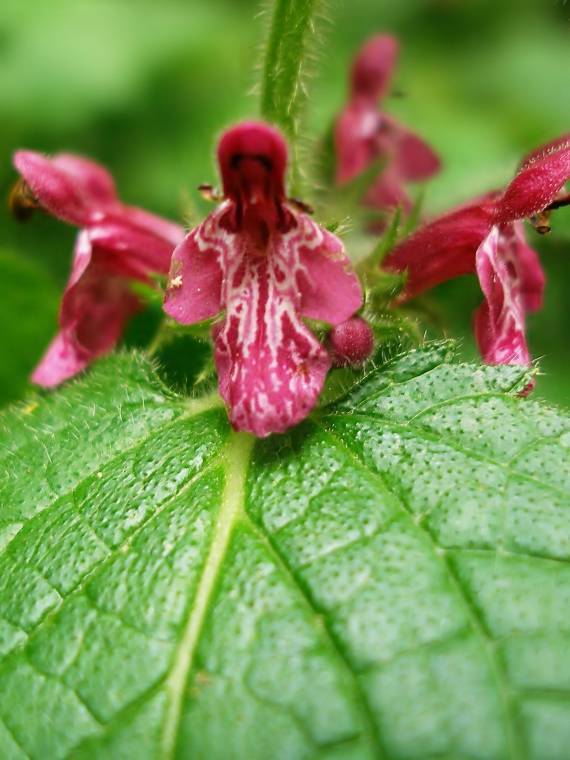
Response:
[335,34,441,213]
[12,151,184,387]
[164,121,362,437]
[384,133,570,380]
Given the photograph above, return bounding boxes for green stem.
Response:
[146,319,173,356]
[260,0,323,195]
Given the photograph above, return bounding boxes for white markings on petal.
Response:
[475,224,531,366]
[207,208,332,436]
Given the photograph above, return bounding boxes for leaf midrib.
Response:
[160,428,387,759]
[160,431,254,760]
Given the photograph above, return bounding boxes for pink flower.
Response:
[12,151,184,387]
[164,121,363,437]
[384,134,570,378]
[335,34,441,213]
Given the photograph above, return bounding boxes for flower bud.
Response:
[330,317,374,367]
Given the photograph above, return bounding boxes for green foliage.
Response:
[0,248,59,406]
[1,345,569,758]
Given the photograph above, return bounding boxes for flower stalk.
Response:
[260,0,323,195]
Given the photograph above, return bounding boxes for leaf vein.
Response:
[329,410,569,501]
[0,405,221,561]
[243,490,387,758]
[317,420,522,760]
[0,457,223,670]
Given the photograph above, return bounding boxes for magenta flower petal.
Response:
[51,154,118,207]
[507,221,545,313]
[519,133,570,173]
[362,117,440,211]
[334,103,382,183]
[365,167,413,212]
[381,135,566,381]
[12,150,184,253]
[384,200,496,298]
[384,116,442,182]
[214,255,331,437]
[350,34,399,101]
[163,209,226,325]
[31,331,90,388]
[496,133,570,223]
[13,150,119,225]
[474,225,531,367]
[119,206,186,248]
[296,214,362,324]
[32,231,141,387]
[164,204,348,435]
[88,221,179,277]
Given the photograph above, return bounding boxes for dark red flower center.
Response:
[217,122,293,245]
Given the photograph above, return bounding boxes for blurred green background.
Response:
[1,0,568,407]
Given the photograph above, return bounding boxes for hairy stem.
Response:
[260,0,323,195]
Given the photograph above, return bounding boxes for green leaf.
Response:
[260,0,324,193]
[1,345,570,759]
[0,249,59,407]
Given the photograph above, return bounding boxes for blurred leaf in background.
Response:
[0,249,58,405]
[0,0,568,406]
